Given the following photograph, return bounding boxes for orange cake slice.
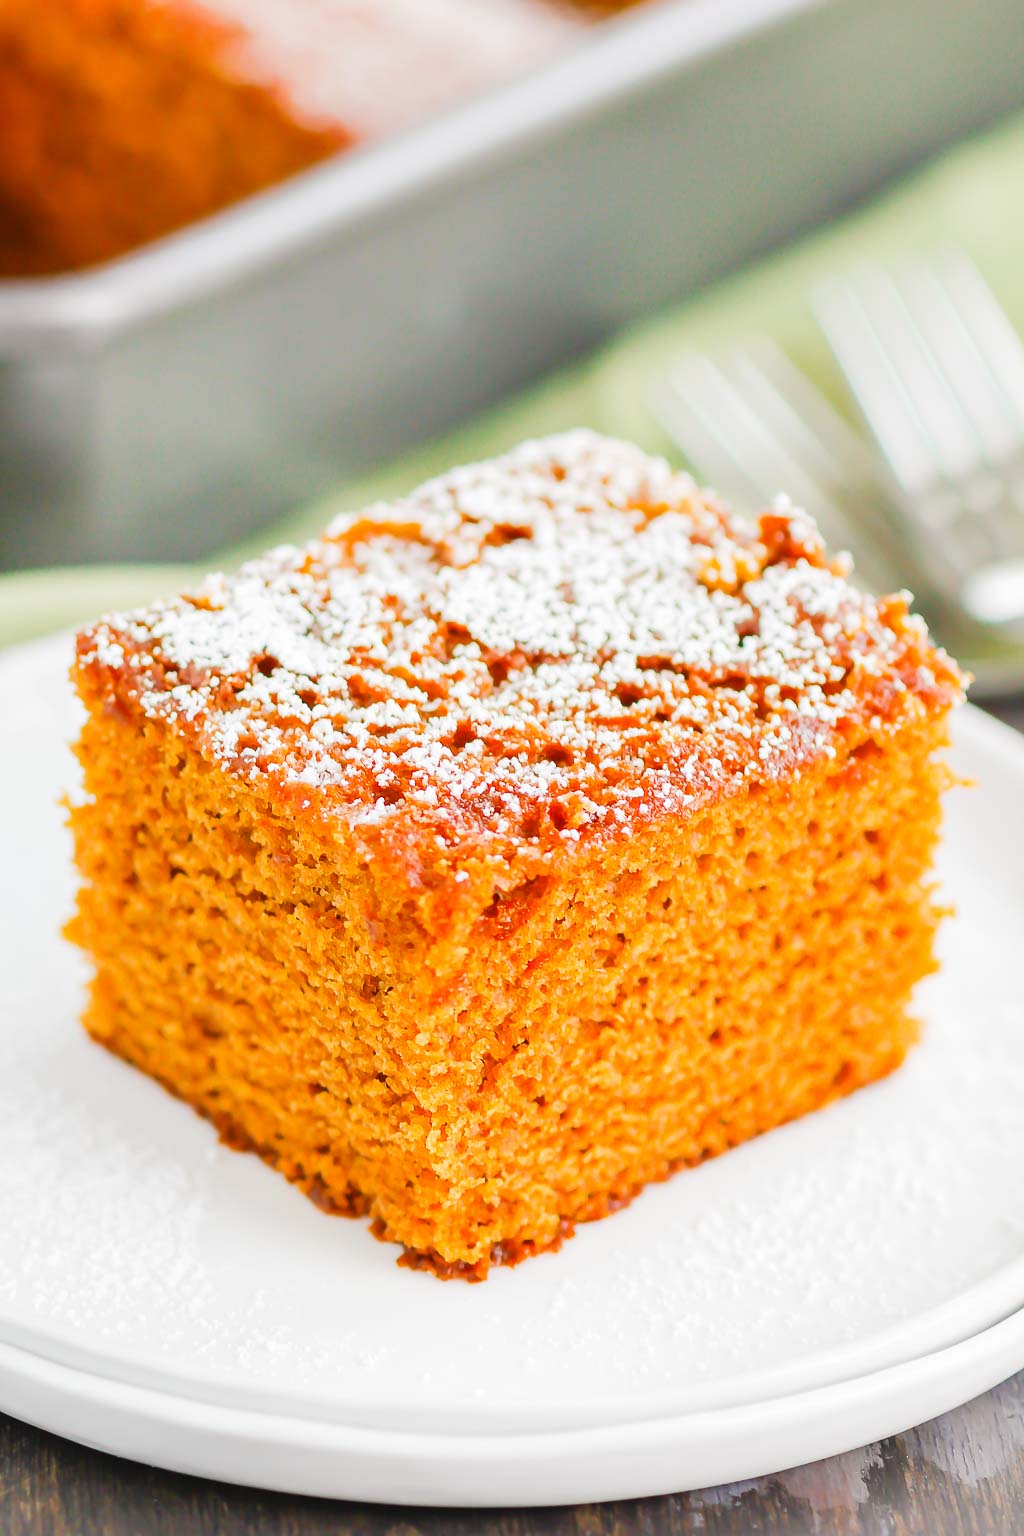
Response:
[69,431,965,1278]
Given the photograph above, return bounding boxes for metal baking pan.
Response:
[2,0,1023,569]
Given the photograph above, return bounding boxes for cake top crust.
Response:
[76,431,963,876]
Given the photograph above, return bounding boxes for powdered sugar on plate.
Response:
[0,635,1019,1434]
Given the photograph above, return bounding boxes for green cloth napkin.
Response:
[4,111,1024,652]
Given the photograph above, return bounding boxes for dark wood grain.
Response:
[4,1375,1024,1535]
[4,696,1022,1535]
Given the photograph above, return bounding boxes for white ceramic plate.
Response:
[2,632,1024,1505]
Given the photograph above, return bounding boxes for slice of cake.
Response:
[68,432,964,1279]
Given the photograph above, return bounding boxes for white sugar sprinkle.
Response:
[78,432,956,851]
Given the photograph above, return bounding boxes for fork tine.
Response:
[653,354,769,514]
[898,256,1022,469]
[937,252,1024,437]
[736,339,881,493]
[723,346,899,567]
[818,255,1024,601]
[814,271,970,521]
[659,351,860,552]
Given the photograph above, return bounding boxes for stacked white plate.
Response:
[2,634,1023,1508]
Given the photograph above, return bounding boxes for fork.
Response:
[652,337,900,597]
[814,252,1024,631]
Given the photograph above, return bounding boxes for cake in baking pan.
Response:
[0,0,591,275]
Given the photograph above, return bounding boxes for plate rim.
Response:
[3,1304,1024,1506]
[5,1238,1024,1435]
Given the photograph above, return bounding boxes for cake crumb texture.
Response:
[69,431,964,1277]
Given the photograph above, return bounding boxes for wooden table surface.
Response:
[4,695,1023,1535]
[4,1378,1024,1536]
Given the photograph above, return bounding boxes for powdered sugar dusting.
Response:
[77,432,960,863]
[198,0,580,139]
